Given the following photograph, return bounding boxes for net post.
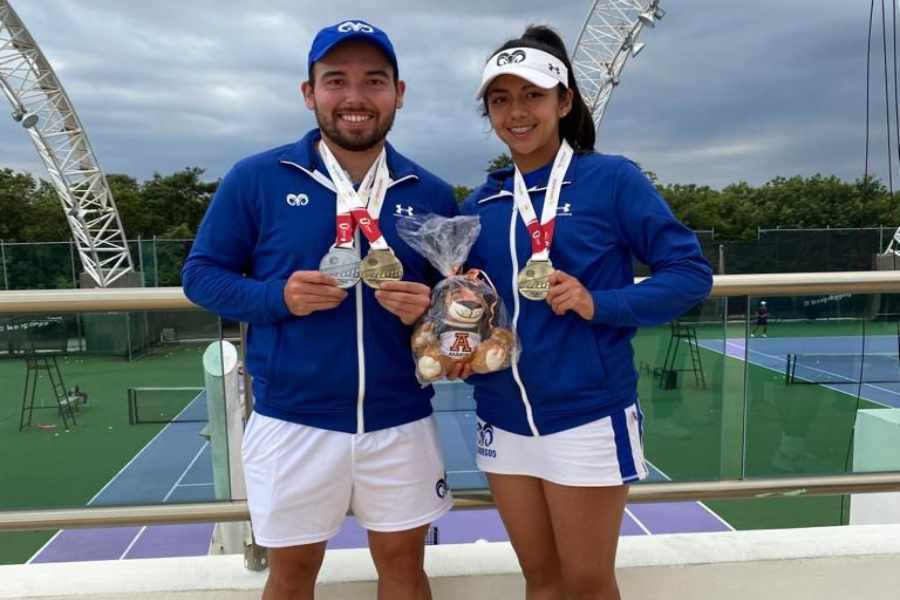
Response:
[152,235,159,287]
[1,239,8,290]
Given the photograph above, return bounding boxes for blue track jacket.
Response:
[182,130,458,433]
[461,152,713,436]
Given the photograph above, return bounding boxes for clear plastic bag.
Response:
[397,214,519,385]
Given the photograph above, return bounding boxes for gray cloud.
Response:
[0,1,891,191]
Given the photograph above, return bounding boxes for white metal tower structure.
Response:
[0,0,133,287]
[572,0,665,132]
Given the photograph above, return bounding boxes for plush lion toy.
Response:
[412,270,515,382]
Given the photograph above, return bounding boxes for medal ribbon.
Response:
[319,140,391,251]
[512,139,574,261]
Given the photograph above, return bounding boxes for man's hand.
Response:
[283,271,348,317]
[546,270,595,320]
[375,281,432,325]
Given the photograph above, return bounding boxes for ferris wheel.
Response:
[572,0,665,133]
[0,0,133,288]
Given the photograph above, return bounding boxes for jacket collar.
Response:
[477,153,580,204]
[277,129,418,182]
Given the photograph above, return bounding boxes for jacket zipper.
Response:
[279,160,419,434]
[508,203,540,436]
[355,229,366,434]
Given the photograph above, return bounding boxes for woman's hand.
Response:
[546,270,595,320]
[445,362,473,380]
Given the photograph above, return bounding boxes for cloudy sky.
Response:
[0,1,891,190]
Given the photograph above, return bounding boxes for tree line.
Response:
[1,160,898,244]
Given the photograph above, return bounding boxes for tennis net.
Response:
[785,352,900,385]
[128,387,206,424]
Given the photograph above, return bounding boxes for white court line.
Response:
[85,392,206,506]
[722,340,895,407]
[644,459,735,531]
[176,482,214,488]
[27,393,205,564]
[163,441,210,503]
[119,442,208,560]
[118,526,147,560]
[25,530,64,565]
[624,507,653,535]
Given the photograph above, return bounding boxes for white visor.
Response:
[476,47,569,100]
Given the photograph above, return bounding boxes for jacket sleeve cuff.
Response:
[265,278,292,322]
[590,289,623,326]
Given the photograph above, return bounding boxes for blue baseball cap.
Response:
[307,20,399,78]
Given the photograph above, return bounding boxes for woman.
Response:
[458,25,713,599]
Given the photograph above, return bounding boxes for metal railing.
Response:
[4,271,900,314]
[2,472,900,532]
[2,270,900,535]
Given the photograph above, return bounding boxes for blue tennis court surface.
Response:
[29,383,731,563]
[29,393,214,563]
[699,335,900,408]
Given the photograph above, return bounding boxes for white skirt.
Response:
[475,403,648,486]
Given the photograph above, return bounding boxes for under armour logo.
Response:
[557,203,572,216]
[496,50,526,66]
[394,204,414,217]
[548,63,561,75]
[286,193,309,207]
[337,21,374,33]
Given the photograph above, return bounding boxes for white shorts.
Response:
[241,412,453,548]
[475,403,648,486]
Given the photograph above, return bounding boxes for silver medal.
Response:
[319,246,360,288]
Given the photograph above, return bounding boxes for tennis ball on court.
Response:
[108,426,113,431]
[54,433,59,437]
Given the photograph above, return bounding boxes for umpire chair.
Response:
[658,320,706,390]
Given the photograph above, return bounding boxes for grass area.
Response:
[634,324,880,530]
[0,343,206,564]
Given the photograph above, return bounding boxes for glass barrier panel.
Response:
[636,296,736,483]
[0,308,235,564]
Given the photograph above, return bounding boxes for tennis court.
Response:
[21,382,732,563]
[699,334,900,409]
[9,311,895,564]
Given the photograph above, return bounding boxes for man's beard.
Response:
[315,106,396,152]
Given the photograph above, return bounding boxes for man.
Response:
[751,300,769,337]
[182,20,457,600]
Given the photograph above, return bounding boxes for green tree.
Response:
[453,185,473,205]
[0,169,38,240]
[486,153,513,172]
[140,167,217,237]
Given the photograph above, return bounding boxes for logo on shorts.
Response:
[476,422,496,458]
[477,422,494,447]
[435,475,449,499]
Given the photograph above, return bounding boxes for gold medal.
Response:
[359,248,404,289]
[517,258,554,300]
